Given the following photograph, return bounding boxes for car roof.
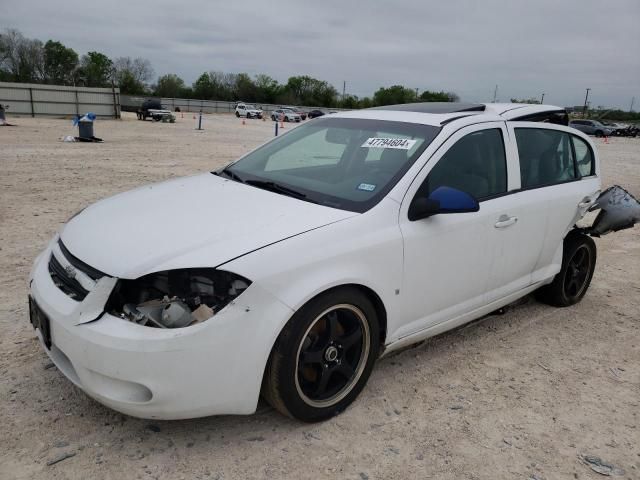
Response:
[332,102,566,127]
[370,102,485,114]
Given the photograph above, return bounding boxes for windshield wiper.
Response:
[215,168,244,183]
[244,179,309,200]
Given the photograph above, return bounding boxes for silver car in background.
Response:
[569,119,614,137]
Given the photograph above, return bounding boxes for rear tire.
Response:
[263,287,380,422]
[536,231,596,307]
[595,130,604,138]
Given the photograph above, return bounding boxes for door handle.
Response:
[578,199,595,209]
[495,215,518,228]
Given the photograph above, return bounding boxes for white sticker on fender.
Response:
[361,137,417,149]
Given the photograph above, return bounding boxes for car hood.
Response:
[61,174,355,279]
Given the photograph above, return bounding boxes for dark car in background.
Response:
[569,119,614,137]
[601,121,638,137]
[307,109,325,119]
[136,99,175,121]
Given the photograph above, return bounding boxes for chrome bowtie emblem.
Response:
[64,264,76,279]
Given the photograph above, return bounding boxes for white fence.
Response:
[121,94,348,115]
[0,82,121,118]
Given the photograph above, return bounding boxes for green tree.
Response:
[510,97,541,104]
[0,29,44,82]
[154,73,185,98]
[192,72,215,99]
[284,75,338,106]
[43,40,78,85]
[340,94,360,109]
[117,70,146,94]
[113,56,153,94]
[235,73,256,102]
[419,90,451,102]
[358,97,373,109]
[372,85,415,106]
[254,74,281,103]
[78,51,113,87]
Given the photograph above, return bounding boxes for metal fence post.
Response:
[74,89,80,116]
[111,83,118,119]
[28,87,34,117]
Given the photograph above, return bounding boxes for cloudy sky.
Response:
[2,0,639,108]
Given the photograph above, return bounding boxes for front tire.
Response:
[263,287,380,422]
[536,231,597,307]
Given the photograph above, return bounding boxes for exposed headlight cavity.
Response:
[106,269,251,328]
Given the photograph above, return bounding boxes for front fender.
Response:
[221,198,405,344]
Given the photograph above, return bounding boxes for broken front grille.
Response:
[48,241,106,301]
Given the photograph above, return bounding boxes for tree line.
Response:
[0,28,460,109]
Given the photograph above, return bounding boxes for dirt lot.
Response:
[1,113,638,480]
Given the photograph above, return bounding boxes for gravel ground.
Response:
[0,113,638,480]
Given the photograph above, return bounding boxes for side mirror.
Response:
[409,186,479,221]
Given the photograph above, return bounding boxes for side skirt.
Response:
[381,281,547,357]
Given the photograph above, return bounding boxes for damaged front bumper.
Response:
[28,241,293,419]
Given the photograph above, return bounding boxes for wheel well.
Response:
[322,284,388,347]
[259,283,388,402]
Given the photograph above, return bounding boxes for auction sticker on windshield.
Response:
[361,138,417,149]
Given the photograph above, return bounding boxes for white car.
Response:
[271,108,301,122]
[29,103,637,422]
[235,103,263,119]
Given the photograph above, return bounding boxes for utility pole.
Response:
[492,84,498,103]
[415,88,419,100]
[630,96,635,112]
[582,88,591,118]
[342,81,346,102]
[540,93,545,104]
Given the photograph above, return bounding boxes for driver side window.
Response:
[423,128,507,200]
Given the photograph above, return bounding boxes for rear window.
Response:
[572,135,595,177]
[515,128,577,188]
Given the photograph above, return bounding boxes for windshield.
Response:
[222,117,440,212]
[244,104,257,109]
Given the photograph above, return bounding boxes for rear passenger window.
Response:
[425,128,507,200]
[515,128,576,188]
[572,136,594,177]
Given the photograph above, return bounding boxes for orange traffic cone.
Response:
[242,118,246,125]
[603,136,609,144]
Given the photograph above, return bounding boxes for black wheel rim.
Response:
[295,304,370,408]
[563,245,591,299]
